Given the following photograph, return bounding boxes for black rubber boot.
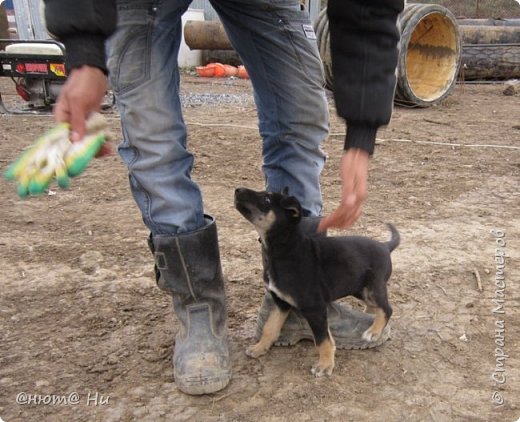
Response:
[257,216,391,349]
[149,215,231,395]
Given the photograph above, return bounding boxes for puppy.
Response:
[234,187,400,377]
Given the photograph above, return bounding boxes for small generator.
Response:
[0,39,66,113]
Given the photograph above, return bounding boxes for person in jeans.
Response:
[44,0,404,395]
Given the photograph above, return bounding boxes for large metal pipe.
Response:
[315,4,462,107]
[184,20,233,50]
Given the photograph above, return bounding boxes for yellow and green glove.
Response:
[4,113,110,197]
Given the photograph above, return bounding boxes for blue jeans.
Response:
[106,0,329,235]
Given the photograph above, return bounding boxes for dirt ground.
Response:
[0,74,519,422]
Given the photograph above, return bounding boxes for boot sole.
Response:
[270,325,391,350]
[176,373,232,395]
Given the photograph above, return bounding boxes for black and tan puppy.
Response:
[234,187,400,377]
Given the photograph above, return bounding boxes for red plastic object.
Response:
[238,65,249,79]
[196,65,215,77]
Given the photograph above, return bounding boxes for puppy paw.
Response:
[245,343,269,358]
[311,362,334,378]
[362,328,381,343]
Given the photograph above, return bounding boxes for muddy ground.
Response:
[0,75,519,422]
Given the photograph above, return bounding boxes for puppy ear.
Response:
[280,196,302,219]
[281,187,290,196]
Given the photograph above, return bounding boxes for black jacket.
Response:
[44,0,404,154]
[328,0,403,153]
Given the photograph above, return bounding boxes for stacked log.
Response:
[458,19,520,27]
[458,21,520,81]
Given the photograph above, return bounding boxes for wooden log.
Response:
[458,18,520,27]
[184,20,233,50]
[458,24,520,80]
[460,25,520,44]
[461,43,520,80]
[202,49,241,66]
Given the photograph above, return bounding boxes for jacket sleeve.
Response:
[327,0,404,154]
[44,0,117,74]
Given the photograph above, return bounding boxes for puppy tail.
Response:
[385,223,400,252]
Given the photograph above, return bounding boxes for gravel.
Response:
[180,92,255,108]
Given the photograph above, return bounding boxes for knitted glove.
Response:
[4,113,109,197]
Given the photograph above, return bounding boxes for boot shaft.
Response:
[151,215,223,298]
[149,215,228,337]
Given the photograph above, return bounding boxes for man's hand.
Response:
[318,148,369,232]
[53,65,108,142]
